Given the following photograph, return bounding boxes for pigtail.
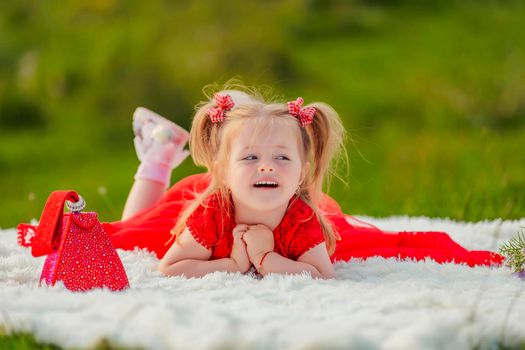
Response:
[189,101,220,170]
[303,102,348,203]
[297,101,349,255]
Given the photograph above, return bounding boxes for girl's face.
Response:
[223,119,309,212]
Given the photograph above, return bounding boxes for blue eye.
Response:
[242,155,290,161]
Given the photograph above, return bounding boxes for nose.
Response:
[258,164,274,172]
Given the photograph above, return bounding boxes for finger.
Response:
[241,231,252,242]
[233,229,243,239]
[233,224,248,231]
[233,225,248,234]
[233,227,248,239]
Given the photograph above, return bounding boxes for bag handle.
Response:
[31,190,81,257]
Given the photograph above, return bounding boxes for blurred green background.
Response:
[1,0,524,228]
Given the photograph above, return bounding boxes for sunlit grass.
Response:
[0,332,135,350]
[1,123,523,228]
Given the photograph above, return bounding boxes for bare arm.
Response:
[258,243,336,279]
[159,258,239,278]
[122,179,166,220]
[158,226,242,278]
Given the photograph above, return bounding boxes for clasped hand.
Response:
[230,224,274,273]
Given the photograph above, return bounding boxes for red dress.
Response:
[103,173,503,267]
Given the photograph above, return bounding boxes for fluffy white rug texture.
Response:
[1,216,525,350]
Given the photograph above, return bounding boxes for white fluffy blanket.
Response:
[1,216,525,350]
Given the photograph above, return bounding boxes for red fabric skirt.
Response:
[103,173,503,267]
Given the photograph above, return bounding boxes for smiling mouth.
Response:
[253,181,279,189]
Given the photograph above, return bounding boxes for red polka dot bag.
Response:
[17,190,130,292]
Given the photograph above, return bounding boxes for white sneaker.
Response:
[132,107,190,169]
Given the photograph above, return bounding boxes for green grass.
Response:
[0,333,61,350]
[2,119,523,229]
[1,332,525,350]
[1,1,524,227]
[0,332,135,350]
[286,1,525,221]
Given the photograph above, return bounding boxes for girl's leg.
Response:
[121,179,166,220]
[121,107,190,220]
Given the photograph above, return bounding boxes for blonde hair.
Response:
[170,85,348,256]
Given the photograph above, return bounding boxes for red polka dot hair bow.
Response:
[207,93,235,123]
[287,97,316,127]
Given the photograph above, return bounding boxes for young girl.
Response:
[102,87,505,279]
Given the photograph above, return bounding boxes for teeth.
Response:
[254,181,278,187]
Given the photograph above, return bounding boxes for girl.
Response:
[102,87,505,279]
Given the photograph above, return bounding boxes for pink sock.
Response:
[134,162,172,187]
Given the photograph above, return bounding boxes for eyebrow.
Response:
[241,145,290,151]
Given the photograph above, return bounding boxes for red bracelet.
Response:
[258,251,273,271]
